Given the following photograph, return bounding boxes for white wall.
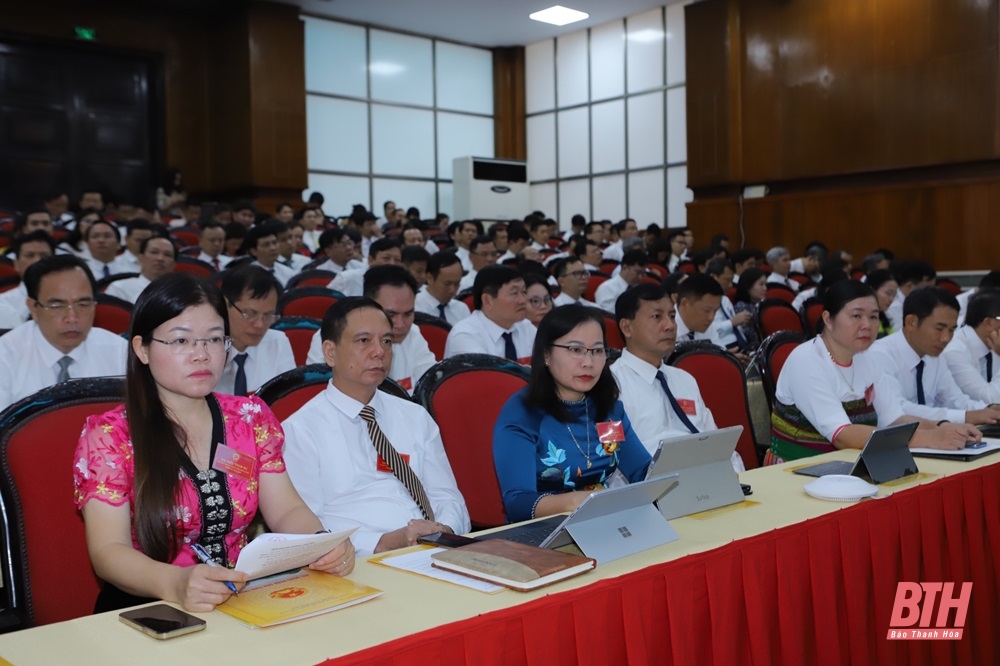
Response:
[303,17,495,219]
[525,3,693,230]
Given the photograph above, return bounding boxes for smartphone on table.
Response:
[119,604,206,639]
[416,532,481,548]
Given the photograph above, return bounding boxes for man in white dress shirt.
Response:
[595,249,647,312]
[444,265,536,362]
[868,287,1000,426]
[943,289,1000,404]
[414,252,470,324]
[297,205,324,255]
[956,271,1000,326]
[448,220,478,272]
[216,265,295,395]
[0,231,55,329]
[602,218,639,263]
[314,227,366,274]
[104,236,176,304]
[674,273,731,352]
[706,258,751,351]
[528,218,551,252]
[457,235,498,292]
[570,236,603,274]
[328,238,402,297]
[552,257,595,307]
[765,246,798,292]
[244,221,296,287]
[283,297,470,555]
[886,260,936,331]
[496,225,530,265]
[119,220,154,274]
[665,230,687,273]
[195,222,231,271]
[0,255,127,411]
[401,245,430,287]
[358,213,381,260]
[84,220,132,280]
[611,283,746,472]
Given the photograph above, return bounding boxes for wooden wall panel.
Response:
[685,0,734,185]
[493,47,526,161]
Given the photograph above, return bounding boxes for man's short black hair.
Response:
[139,235,176,255]
[199,221,225,235]
[705,257,732,277]
[125,219,153,237]
[615,283,670,326]
[731,248,756,265]
[473,265,522,310]
[966,288,1000,328]
[24,255,96,301]
[552,256,583,279]
[427,251,462,278]
[220,264,282,303]
[895,260,936,286]
[232,199,257,215]
[401,245,430,266]
[241,221,284,255]
[318,227,346,250]
[677,272,724,303]
[902,286,959,324]
[86,219,121,242]
[368,237,400,258]
[363,264,419,299]
[978,271,1000,289]
[469,234,492,254]
[320,296,389,344]
[11,230,56,257]
[621,249,648,268]
[506,225,531,244]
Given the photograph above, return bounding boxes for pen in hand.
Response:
[190,543,239,595]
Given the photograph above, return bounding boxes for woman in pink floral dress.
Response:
[74,272,355,612]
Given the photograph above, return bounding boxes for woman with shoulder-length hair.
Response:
[73,272,354,613]
[493,304,651,523]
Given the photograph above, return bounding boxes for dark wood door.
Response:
[0,38,157,210]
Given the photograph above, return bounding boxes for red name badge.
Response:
[517,356,532,367]
[397,376,413,392]
[676,398,697,416]
[596,420,625,444]
[212,443,256,481]
[377,452,410,473]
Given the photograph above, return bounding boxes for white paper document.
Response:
[910,437,1000,457]
[379,547,505,594]
[235,528,356,580]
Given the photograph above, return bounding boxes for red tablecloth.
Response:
[327,464,1000,666]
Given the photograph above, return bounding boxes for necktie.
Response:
[915,360,926,405]
[986,353,994,383]
[56,356,73,383]
[280,258,293,268]
[212,257,220,271]
[436,303,448,322]
[359,405,435,520]
[102,265,110,279]
[502,331,517,361]
[233,353,249,396]
[687,331,695,341]
[655,370,698,434]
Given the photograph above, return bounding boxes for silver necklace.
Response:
[822,338,855,392]
[564,398,593,469]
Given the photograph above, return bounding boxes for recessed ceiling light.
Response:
[529,5,590,27]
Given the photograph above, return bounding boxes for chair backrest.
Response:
[667,345,760,469]
[413,354,530,529]
[935,277,962,297]
[256,364,410,422]
[601,312,625,350]
[758,330,808,410]
[677,260,696,274]
[287,270,337,290]
[764,284,796,303]
[755,298,805,340]
[173,256,214,278]
[0,275,20,294]
[270,316,321,366]
[170,229,200,247]
[414,312,451,362]
[94,293,134,334]
[276,287,341,319]
[802,298,824,337]
[584,274,608,302]
[0,264,18,280]
[96,272,140,293]
[0,377,125,628]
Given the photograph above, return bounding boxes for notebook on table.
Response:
[792,421,919,484]
[910,437,1000,462]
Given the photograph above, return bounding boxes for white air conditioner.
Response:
[452,156,529,221]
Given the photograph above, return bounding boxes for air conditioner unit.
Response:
[452,157,529,221]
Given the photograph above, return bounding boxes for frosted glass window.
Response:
[592,174,627,221]
[628,169,665,225]
[304,18,367,98]
[627,92,664,169]
[373,179,437,220]
[526,40,556,113]
[369,30,433,107]
[437,113,495,180]
[666,87,687,164]
[591,100,625,173]
[371,105,435,178]
[436,42,494,115]
[627,9,665,93]
[437,182,453,218]
[530,183,557,220]
[558,179,591,229]
[527,113,556,182]
[557,107,590,178]
[590,21,625,102]
[556,31,589,109]
[306,96,369,173]
[305,173,371,214]
[666,3,687,87]
[666,166,692,228]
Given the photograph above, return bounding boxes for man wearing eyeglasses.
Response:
[215,265,295,396]
[315,228,366,275]
[552,258,595,307]
[457,235,498,292]
[0,255,127,411]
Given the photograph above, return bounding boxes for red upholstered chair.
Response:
[677,260,696,274]
[171,229,200,247]
[256,364,410,422]
[94,293,134,335]
[755,298,805,341]
[936,277,962,297]
[270,316,321,367]
[0,377,125,629]
[667,343,761,469]
[788,271,811,286]
[96,272,140,293]
[601,312,625,350]
[0,276,20,294]
[413,354,530,529]
[276,287,342,319]
[801,298,824,337]
[173,255,215,278]
[646,263,668,279]
[456,288,475,313]
[414,312,451,361]
[764,284,796,304]
[584,274,608,302]
[758,331,808,410]
[0,262,17,280]
[599,259,620,275]
[286,270,337,290]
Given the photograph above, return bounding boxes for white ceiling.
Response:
[283,0,683,48]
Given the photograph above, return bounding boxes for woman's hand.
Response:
[309,538,356,577]
[173,564,248,613]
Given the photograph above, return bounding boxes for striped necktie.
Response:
[359,405,435,520]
